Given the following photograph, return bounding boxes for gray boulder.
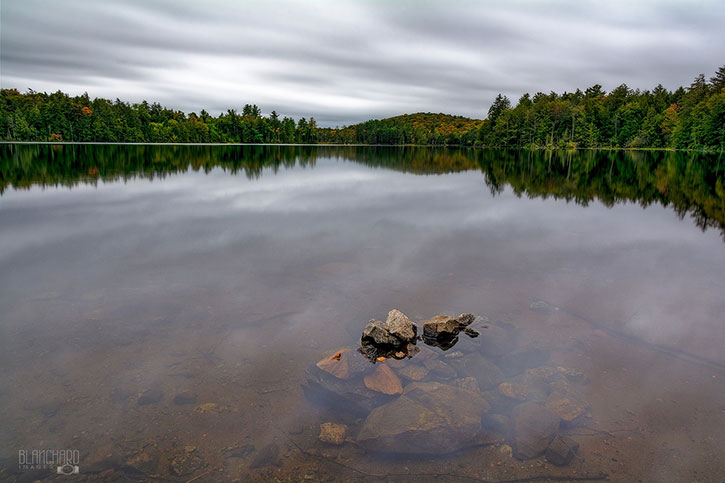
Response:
[361,319,401,345]
[383,309,417,342]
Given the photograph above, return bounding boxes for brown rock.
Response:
[525,366,558,381]
[546,391,588,424]
[498,382,529,401]
[319,422,347,445]
[316,349,351,379]
[556,366,588,383]
[397,364,429,381]
[453,377,481,393]
[363,364,403,395]
[422,313,475,338]
[357,382,490,454]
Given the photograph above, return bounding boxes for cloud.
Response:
[1,0,724,126]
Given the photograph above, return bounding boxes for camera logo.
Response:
[57,464,80,475]
[18,449,80,474]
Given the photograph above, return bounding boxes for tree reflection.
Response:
[1,144,723,237]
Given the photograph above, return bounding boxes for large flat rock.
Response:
[357,382,490,454]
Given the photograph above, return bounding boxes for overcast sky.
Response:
[1,0,724,126]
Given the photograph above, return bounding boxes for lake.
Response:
[1,144,724,482]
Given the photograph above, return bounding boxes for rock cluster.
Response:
[302,308,590,466]
[361,309,481,358]
[361,309,417,346]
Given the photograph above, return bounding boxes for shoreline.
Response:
[0,141,721,153]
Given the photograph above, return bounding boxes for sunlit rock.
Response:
[422,313,475,339]
[361,319,401,345]
[383,309,417,342]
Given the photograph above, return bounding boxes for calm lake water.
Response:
[1,144,724,482]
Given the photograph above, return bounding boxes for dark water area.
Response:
[1,144,724,482]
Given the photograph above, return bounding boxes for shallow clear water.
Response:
[1,145,724,481]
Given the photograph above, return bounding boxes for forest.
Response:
[0,67,723,150]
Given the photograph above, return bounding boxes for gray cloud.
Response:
[1,0,724,126]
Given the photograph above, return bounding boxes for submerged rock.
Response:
[422,358,457,380]
[173,391,198,405]
[363,364,403,395]
[511,402,560,460]
[397,364,429,381]
[482,413,510,436]
[169,447,202,476]
[478,323,518,358]
[315,348,368,380]
[546,391,588,424]
[497,348,550,377]
[453,377,481,393]
[304,357,389,415]
[498,382,529,401]
[250,443,280,469]
[137,389,163,405]
[448,353,504,390]
[318,423,347,445]
[529,300,556,314]
[545,434,579,466]
[357,382,490,454]
[556,366,588,383]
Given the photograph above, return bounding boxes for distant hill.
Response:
[383,112,484,136]
[318,112,484,145]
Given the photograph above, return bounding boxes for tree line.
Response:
[1,66,723,149]
[480,67,725,150]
